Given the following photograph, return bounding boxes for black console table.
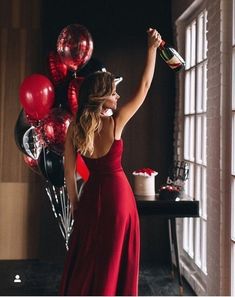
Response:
[135,195,199,295]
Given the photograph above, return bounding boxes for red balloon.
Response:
[76,153,90,182]
[48,51,68,85]
[19,74,55,120]
[42,108,72,154]
[57,24,93,71]
[67,77,84,115]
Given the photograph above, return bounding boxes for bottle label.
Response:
[165,55,182,69]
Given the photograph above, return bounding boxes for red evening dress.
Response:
[59,138,140,296]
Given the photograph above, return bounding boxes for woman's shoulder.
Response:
[67,120,77,138]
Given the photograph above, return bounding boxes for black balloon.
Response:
[77,57,106,77]
[53,78,71,109]
[14,109,31,155]
[38,147,64,187]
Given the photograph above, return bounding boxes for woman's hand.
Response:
[147,28,162,49]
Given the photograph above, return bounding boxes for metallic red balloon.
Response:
[19,74,55,120]
[67,77,84,115]
[42,108,72,154]
[48,51,68,85]
[57,24,93,71]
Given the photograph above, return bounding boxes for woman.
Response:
[59,28,162,296]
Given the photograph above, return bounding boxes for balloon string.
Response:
[63,187,69,238]
[64,186,73,243]
[59,187,66,227]
[45,185,58,219]
[42,145,49,181]
[52,185,59,204]
[45,181,74,250]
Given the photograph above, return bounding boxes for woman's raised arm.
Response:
[116,28,162,128]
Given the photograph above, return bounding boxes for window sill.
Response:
[180,253,207,296]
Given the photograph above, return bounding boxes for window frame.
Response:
[175,0,233,295]
[174,2,208,295]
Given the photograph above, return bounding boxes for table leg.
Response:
[170,218,184,295]
[168,219,175,279]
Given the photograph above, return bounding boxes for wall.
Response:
[0,0,43,259]
[39,0,176,264]
[0,0,176,266]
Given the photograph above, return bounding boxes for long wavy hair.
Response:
[71,71,115,155]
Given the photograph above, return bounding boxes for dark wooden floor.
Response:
[0,260,196,296]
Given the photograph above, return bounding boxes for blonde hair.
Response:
[71,71,115,155]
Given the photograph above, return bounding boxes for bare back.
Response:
[83,116,122,159]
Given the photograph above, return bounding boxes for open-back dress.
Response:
[59,120,140,296]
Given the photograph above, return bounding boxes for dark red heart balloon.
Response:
[42,108,72,154]
[48,51,68,85]
[57,24,93,71]
[67,77,84,115]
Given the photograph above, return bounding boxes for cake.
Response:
[132,168,158,199]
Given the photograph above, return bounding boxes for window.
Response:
[183,10,207,274]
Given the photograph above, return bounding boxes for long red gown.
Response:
[59,139,140,296]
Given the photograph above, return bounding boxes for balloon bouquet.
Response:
[14,24,104,249]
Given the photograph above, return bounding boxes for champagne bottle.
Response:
[158,40,185,72]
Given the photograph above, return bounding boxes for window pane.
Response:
[203,10,208,59]
[202,167,207,219]
[197,13,204,63]
[191,20,196,67]
[186,26,191,69]
[188,218,194,258]
[196,115,202,163]
[190,116,195,161]
[202,115,207,165]
[195,165,201,215]
[195,217,201,267]
[203,62,207,111]
[189,162,195,198]
[184,116,190,160]
[184,116,195,162]
[183,218,189,252]
[202,219,207,274]
[185,71,190,114]
[196,64,203,113]
[190,68,195,113]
